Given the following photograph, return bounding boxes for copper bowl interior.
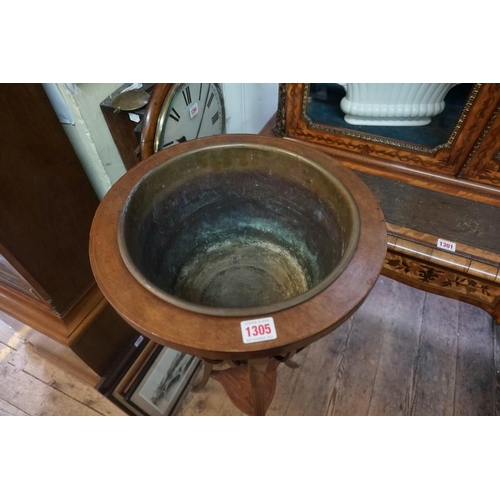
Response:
[118,143,360,317]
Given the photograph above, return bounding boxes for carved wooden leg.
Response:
[285,358,300,369]
[210,359,279,415]
[276,350,300,369]
[194,360,213,391]
[248,358,269,416]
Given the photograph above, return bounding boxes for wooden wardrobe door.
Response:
[0,83,99,314]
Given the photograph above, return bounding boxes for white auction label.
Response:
[437,238,456,252]
[241,317,277,344]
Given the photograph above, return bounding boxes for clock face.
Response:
[155,83,225,151]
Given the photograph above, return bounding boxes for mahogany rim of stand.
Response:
[89,134,387,361]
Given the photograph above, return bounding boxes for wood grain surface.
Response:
[411,294,459,416]
[454,302,496,415]
[2,278,496,416]
[179,276,499,416]
[0,83,99,313]
[283,83,500,186]
[90,134,387,361]
[140,83,173,160]
[0,313,125,416]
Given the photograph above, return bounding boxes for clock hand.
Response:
[163,136,186,148]
[195,85,212,138]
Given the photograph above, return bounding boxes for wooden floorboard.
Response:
[266,346,310,416]
[1,276,497,416]
[411,293,459,416]
[179,276,498,416]
[328,277,399,416]
[0,316,125,417]
[13,345,125,416]
[367,279,426,416]
[285,317,353,416]
[0,397,28,416]
[494,321,500,416]
[0,361,102,416]
[0,341,15,368]
[0,324,26,351]
[454,302,496,416]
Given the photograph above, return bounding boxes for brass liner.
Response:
[118,142,360,317]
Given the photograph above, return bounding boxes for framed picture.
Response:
[112,344,200,416]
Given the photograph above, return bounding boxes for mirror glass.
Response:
[306,83,475,149]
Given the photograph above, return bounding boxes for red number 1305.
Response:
[246,324,271,337]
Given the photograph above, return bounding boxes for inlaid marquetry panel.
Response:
[384,224,500,321]
[386,233,500,286]
[384,251,499,305]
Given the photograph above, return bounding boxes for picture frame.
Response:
[112,345,200,416]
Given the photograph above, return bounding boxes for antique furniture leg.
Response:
[276,350,300,369]
[205,351,305,414]
[248,358,269,416]
[210,358,279,415]
[284,358,300,369]
[194,360,213,391]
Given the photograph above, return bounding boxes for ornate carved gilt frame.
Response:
[460,101,500,185]
[300,84,480,155]
[276,83,487,175]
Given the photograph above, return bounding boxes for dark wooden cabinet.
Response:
[273,83,500,321]
[0,84,138,374]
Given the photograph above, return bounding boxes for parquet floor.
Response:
[1,276,498,416]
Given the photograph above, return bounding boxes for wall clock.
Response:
[153,83,225,152]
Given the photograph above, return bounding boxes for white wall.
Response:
[45,83,279,198]
[46,83,128,199]
[222,83,279,134]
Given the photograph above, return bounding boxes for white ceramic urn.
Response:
[339,83,457,126]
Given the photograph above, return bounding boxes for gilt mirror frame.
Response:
[274,83,496,177]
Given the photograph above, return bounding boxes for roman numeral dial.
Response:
[156,83,225,152]
[182,86,192,106]
[169,108,180,122]
[197,84,225,139]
